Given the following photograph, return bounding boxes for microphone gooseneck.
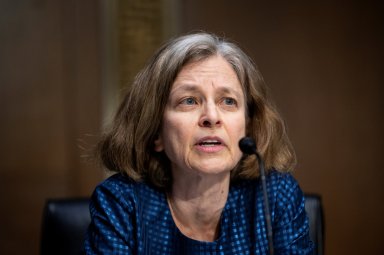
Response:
[239,137,274,255]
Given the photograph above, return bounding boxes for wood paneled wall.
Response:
[1,0,382,254]
[0,0,103,253]
[180,1,384,254]
[0,0,173,253]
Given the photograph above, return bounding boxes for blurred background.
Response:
[0,0,383,254]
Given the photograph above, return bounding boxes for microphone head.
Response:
[239,137,257,155]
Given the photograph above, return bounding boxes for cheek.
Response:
[161,115,191,150]
[164,112,196,134]
[231,114,247,136]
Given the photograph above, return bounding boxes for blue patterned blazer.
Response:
[83,170,313,254]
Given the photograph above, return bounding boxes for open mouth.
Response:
[198,140,222,146]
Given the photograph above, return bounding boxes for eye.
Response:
[180,97,197,105]
[222,97,237,106]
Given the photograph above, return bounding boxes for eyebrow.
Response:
[170,84,243,98]
[170,84,199,94]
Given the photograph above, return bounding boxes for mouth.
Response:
[198,140,222,146]
[196,137,224,147]
[195,137,225,153]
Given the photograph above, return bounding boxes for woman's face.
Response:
[154,56,246,177]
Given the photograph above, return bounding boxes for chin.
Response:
[194,162,235,176]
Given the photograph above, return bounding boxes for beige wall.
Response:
[180,0,384,254]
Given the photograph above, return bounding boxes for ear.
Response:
[153,135,164,152]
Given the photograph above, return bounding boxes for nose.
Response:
[198,101,221,128]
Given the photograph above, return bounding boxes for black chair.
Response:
[41,198,90,255]
[41,195,324,255]
[305,194,325,255]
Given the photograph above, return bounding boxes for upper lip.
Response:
[195,136,225,145]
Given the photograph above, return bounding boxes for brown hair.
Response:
[99,32,296,188]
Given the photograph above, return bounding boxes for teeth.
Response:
[199,140,221,146]
[204,140,218,143]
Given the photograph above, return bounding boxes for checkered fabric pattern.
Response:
[83,170,313,254]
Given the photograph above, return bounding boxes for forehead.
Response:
[171,56,243,93]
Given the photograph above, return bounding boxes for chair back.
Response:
[305,194,325,255]
[41,194,324,254]
[41,198,90,255]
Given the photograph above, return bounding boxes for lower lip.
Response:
[195,144,225,153]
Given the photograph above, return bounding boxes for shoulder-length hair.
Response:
[99,32,296,188]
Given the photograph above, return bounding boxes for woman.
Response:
[83,32,313,254]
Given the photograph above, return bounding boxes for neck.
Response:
[168,172,230,241]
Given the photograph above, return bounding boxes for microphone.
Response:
[239,137,274,255]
